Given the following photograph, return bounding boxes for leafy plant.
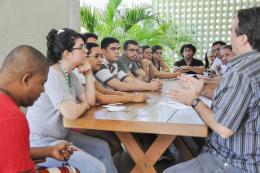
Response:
[80,0,196,69]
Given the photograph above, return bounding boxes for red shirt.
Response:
[0,94,36,173]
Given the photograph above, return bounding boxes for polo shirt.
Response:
[117,54,139,73]
[202,50,260,173]
[94,58,128,90]
[174,58,204,74]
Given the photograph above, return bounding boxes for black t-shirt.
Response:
[174,58,204,74]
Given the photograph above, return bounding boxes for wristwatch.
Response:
[191,98,201,109]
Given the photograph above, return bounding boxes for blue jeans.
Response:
[163,152,245,173]
[31,131,117,173]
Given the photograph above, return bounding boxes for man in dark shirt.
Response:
[173,44,205,74]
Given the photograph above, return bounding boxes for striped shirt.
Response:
[202,50,260,173]
[94,58,128,90]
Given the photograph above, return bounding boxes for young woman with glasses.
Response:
[26,28,117,173]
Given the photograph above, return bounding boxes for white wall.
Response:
[0,0,81,113]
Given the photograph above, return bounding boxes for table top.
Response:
[63,79,209,137]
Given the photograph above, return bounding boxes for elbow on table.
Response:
[96,96,109,105]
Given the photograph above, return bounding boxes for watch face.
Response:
[192,99,197,106]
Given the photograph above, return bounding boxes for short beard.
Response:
[184,56,192,61]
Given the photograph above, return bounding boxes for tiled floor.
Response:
[113,136,203,173]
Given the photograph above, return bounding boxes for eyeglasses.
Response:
[127,49,139,53]
[70,44,87,53]
[138,52,143,55]
[87,54,104,58]
[212,47,221,53]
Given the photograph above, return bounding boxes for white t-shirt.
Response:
[73,68,95,85]
[211,58,226,74]
[211,57,222,71]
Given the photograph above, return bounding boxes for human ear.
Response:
[63,50,71,60]
[21,73,32,86]
[101,49,107,56]
[123,49,126,54]
[240,34,248,46]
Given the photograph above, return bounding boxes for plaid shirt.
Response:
[202,50,260,173]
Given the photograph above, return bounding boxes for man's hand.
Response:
[215,64,221,72]
[151,78,163,89]
[165,80,199,106]
[51,142,79,161]
[149,79,163,91]
[133,93,148,102]
[177,74,205,94]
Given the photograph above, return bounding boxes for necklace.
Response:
[58,63,73,93]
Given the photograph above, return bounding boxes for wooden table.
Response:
[63,79,209,173]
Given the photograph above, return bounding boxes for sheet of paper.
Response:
[158,101,192,109]
[159,96,212,110]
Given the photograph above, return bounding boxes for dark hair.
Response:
[236,7,260,51]
[101,37,119,50]
[212,41,226,49]
[83,33,98,41]
[152,45,162,54]
[46,28,85,65]
[204,50,214,69]
[141,45,151,52]
[221,45,232,52]
[123,40,138,50]
[86,42,99,55]
[180,44,196,58]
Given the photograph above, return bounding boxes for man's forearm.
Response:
[200,86,214,100]
[189,67,205,74]
[194,101,234,139]
[30,146,54,160]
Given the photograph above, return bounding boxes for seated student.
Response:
[203,45,236,87]
[209,41,226,77]
[151,45,171,72]
[215,45,235,77]
[116,40,148,82]
[26,29,117,173]
[133,46,155,81]
[142,45,182,79]
[204,50,216,70]
[173,44,205,74]
[0,45,79,173]
[94,37,163,91]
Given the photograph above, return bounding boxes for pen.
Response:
[134,92,152,99]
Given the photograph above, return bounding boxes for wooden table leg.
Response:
[115,132,176,173]
[172,136,194,161]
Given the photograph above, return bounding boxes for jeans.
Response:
[163,152,245,173]
[31,131,117,173]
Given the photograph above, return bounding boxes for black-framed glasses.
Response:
[212,47,221,53]
[70,44,87,53]
[87,54,105,58]
[127,49,139,53]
